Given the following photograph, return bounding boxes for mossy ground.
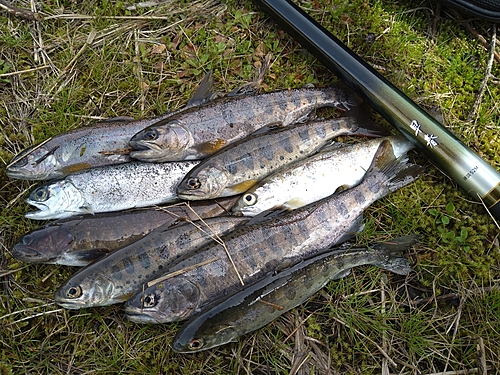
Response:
[1,0,499,374]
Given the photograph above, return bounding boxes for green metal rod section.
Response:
[252,0,500,220]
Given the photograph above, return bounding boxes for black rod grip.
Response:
[252,0,500,219]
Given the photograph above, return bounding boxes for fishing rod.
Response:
[252,0,500,221]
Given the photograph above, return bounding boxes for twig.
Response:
[468,24,496,121]
[477,337,488,375]
[7,308,65,326]
[451,10,500,64]
[146,257,219,287]
[181,202,246,286]
[0,0,43,21]
[381,275,390,375]
[0,65,50,77]
[476,193,500,230]
[60,30,97,75]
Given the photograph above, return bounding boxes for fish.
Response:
[25,160,200,220]
[54,216,248,309]
[5,71,215,181]
[12,196,239,266]
[128,83,355,162]
[232,134,415,216]
[172,235,418,353]
[176,110,384,200]
[124,140,422,324]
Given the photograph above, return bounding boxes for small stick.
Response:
[477,337,488,375]
[468,24,496,121]
[146,257,219,287]
[0,65,50,78]
[5,136,53,169]
[0,0,42,21]
[181,202,246,286]
[451,10,500,65]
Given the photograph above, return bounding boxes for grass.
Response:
[1,0,499,373]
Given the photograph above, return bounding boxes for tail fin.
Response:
[365,140,423,193]
[371,234,420,275]
[343,102,388,138]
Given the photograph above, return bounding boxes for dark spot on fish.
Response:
[259,144,274,161]
[139,253,151,269]
[315,124,327,139]
[368,180,381,194]
[126,280,130,284]
[175,233,191,249]
[298,128,310,143]
[295,220,310,242]
[123,258,135,274]
[353,190,366,205]
[285,288,296,300]
[279,155,284,161]
[111,265,123,280]
[277,98,288,112]
[279,137,293,153]
[229,123,234,128]
[241,153,254,170]
[335,201,349,217]
[226,162,238,175]
[158,245,169,259]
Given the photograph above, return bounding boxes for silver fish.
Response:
[129,84,355,162]
[25,160,200,220]
[172,235,418,353]
[5,72,214,181]
[124,140,421,324]
[176,111,383,200]
[232,135,415,216]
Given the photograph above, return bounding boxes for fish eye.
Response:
[142,293,157,308]
[66,286,82,299]
[143,129,159,141]
[185,177,201,190]
[32,186,49,202]
[189,338,204,350]
[243,193,257,206]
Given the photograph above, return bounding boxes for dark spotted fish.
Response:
[124,140,422,324]
[129,83,355,162]
[12,196,239,266]
[54,216,248,309]
[176,110,383,200]
[173,235,418,352]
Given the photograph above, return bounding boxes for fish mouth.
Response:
[24,201,52,220]
[11,244,45,261]
[177,190,210,200]
[129,139,162,151]
[129,141,168,161]
[124,311,165,324]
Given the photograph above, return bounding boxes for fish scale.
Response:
[124,140,422,324]
[176,113,382,200]
[53,216,248,309]
[129,84,354,162]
